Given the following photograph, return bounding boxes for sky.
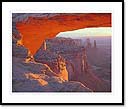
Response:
[56,27,112,38]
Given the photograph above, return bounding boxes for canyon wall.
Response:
[12,37,92,92]
[34,37,110,91]
[34,38,87,80]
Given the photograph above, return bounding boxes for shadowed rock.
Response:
[12,54,92,92]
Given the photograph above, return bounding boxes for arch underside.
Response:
[16,13,111,55]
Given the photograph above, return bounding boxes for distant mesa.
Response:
[85,38,92,49]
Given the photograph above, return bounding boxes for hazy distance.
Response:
[56,27,111,39]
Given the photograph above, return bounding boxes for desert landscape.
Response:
[12,13,111,92]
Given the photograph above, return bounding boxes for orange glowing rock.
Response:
[16,13,111,55]
[37,79,48,86]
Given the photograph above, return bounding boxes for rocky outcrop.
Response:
[34,37,88,81]
[24,73,91,92]
[12,37,91,92]
[12,57,92,92]
[12,37,29,59]
[34,50,69,81]
[34,37,110,92]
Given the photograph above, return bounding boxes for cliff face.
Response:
[12,37,91,92]
[34,37,110,91]
[13,13,111,55]
[34,38,85,80]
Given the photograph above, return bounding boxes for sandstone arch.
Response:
[16,13,111,55]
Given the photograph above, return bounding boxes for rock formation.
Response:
[57,55,68,81]
[13,13,111,55]
[34,37,110,91]
[34,37,86,80]
[85,38,92,49]
[94,40,97,48]
[12,13,111,92]
[12,37,92,92]
[42,40,47,50]
[12,36,29,59]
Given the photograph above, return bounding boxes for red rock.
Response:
[15,13,111,55]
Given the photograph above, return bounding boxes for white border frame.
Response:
[2,2,123,103]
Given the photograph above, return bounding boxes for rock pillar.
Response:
[94,40,97,48]
[43,40,46,50]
